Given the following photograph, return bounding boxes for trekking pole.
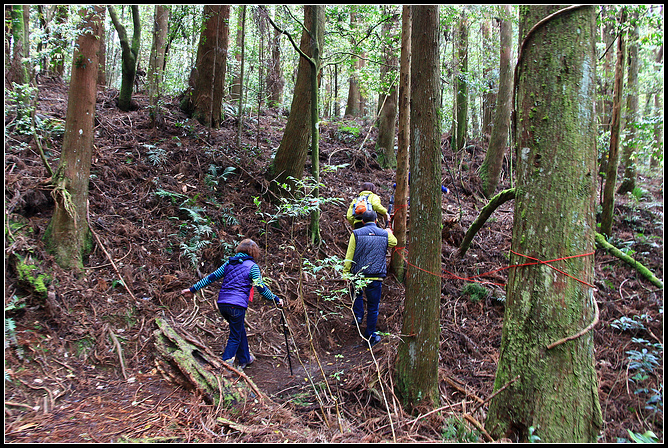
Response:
[280,310,293,375]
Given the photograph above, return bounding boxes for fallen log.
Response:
[153,316,267,406]
[594,232,663,289]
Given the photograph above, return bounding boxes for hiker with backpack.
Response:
[181,238,283,370]
[343,210,397,348]
[346,182,390,229]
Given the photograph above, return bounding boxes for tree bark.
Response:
[485,6,602,442]
[452,11,468,152]
[148,5,169,127]
[479,5,513,198]
[236,5,247,148]
[108,5,141,112]
[266,6,321,194]
[187,5,230,128]
[375,8,399,169]
[389,5,411,282]
[43,5,104,273]
[617,10,639,194]
[395,5,441,411]
[265,6,284,108]
[600,7,627,237]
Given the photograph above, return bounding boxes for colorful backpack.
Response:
[353,194,373,218]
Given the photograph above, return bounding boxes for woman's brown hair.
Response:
[236,238,260,260]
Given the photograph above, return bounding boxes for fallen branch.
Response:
[108,328,128,379]
[595,232,663,289]
[456,188,515,257]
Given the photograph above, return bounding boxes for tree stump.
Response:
[152,317,267,406]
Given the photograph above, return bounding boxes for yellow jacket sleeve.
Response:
[343,232,356,274]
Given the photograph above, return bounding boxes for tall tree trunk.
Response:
[236,5,247,148]
[345,7,363,117]
[43,6,104,273]
[480,19,495,140]
[265,6,284,108]
[108,5,141,112]
[230,6,244,101]
[265,6,320,193]
[187,5,230,128]
[452,11,468,152]
[8,5,31,125]
[600,8,627,237]
[617,10,639,194]
[97,7,106,87]
[390,5,411,282]
[479,5,513,198]
[375,8,399,169]
[307,5,324,247]
[650,44,663,169]
[485,6,602,442]
[395,4,441,411]
[148,5,169,127]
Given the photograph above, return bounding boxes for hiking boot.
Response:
[238,354,255,370]
[352,317,363,326]
[368,334,381,348]
[223,358,235,366]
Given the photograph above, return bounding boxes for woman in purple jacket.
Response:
[181,239,283,369]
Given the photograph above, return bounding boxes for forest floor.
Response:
[4,78,664,443]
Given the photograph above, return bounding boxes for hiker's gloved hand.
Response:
[275,297,284,307]
[181,288,193,297]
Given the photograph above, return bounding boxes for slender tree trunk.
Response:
[395,5,441,411]
[187,5,230,128]
[7,5,30,127]
[148,5,169,127]
[452,11,468,152]
[108,5,141,112]
[308,5,324,247]
[479,5,513,198]
[376,9,399,169]
[265,6,284,108]
[43,6,104,273]
[345,8,363,117]
[236,5,247,148]
[97,7,106,87]
[230,6,244,101]
[390,5,411,281]
[480,20,495,140]
[650,44,663,169]
[617,10,639,194]
[485,6,602,442]
[601,8,627,237]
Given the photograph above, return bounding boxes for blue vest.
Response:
[217,255,255,308]
[352,223,389,278]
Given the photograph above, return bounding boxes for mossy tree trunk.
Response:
[44,5,104,273]
[147,5,169,127]
[153,318,264,407]
[108,5,141,112]
[485,6,602,443]
[395,5,442,411]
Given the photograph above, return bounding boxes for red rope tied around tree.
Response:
[392,246,595,288]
